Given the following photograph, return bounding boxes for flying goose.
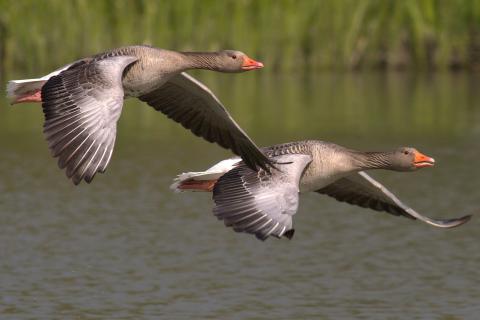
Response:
[6,45,272,184]
[171,140,472,240]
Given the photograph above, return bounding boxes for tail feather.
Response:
[171,158,241,192]
[170,171,223,192]
[6,79,46,103]
[177,179,217,192]
[7,61,75,104]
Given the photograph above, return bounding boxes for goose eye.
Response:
[404,151,409,155]
[231,55,237,59]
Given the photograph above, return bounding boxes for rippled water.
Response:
[1,72,479,319]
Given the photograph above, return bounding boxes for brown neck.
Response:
[180,52,222,71]
[350,151,397,171]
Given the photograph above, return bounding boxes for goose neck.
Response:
[350,151,395,171]
[180,52,221,71]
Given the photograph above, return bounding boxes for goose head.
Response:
[391,147,435,171]
[216,50,264,72]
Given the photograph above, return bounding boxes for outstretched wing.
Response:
[213,154,312,240]
[41,56,138,184]
[139,72,274,172]
[317,171,471,228]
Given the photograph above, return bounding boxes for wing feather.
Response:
[139,72,273,172]
[213,154,312,240]
[41,55,137,184]
[317,171,471,228]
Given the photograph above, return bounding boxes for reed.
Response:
[1,0,479,75]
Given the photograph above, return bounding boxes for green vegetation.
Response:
[1,0,480,75]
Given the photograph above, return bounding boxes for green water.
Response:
[1,71,479,319]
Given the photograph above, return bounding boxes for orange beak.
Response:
[414,150,435,168]
[241,56,264,70]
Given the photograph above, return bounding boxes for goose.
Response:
[171,140,472,240]
[6,45,272,184]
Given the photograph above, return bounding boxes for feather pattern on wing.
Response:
[41,56,138,184]
[316,171,410,218]
[317,171,471,228]
[139,72,273,172]
[213,154,312,240]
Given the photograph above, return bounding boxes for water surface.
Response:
[1,72,479,319]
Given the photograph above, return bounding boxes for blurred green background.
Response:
[1,0,480,77]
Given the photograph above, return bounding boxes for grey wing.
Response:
[138,72,274,172]
[41,55,138,184]
[317,171,471,228]
[213,154,312,240]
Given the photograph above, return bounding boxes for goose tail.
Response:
[170,158,241,192]
[170,171,220,192]
[6,78,46,104]
[7,62,76,105]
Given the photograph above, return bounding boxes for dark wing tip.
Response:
[283,229,295,239]
[241,146,276,173]
[437,214,472,228]
[257,157,277,173]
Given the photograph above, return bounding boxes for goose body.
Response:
[172,140,472,240]
[6,45,270,184]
